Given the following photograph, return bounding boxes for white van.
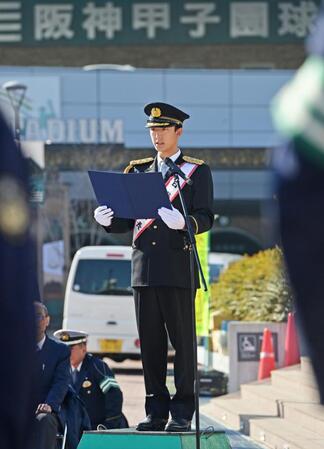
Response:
[208,252,242,283]
[63,245,140,361]
[63,246,240,361]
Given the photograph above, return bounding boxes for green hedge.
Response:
[210,247,293,324]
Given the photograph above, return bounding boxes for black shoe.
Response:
[165,417,191,432]
[136,415,168,431]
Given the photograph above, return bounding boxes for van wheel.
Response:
[91,353,126,362]
[107,354,127,363]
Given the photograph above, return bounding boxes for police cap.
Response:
[144,102,190,128]
[54,329,88,346]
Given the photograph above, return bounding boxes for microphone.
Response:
[164,158,193,185]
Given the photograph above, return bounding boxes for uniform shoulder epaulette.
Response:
[124,157,154,173]
[183,156,204,165]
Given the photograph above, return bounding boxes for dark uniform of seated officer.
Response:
[54,329,128,430]
[33,302,71,449]
[94,102,214,432]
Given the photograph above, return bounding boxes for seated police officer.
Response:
[33,302,71,449]
[54,329,128,430]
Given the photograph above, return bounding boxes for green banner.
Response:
[0,1,321,46]
[195,231,210,337]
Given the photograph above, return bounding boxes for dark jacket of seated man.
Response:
[35,336,71,413]
[33,302,71,449]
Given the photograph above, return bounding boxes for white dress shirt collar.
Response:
[37,335,46,350]
[71,361,83,372]
[157,148,181,169]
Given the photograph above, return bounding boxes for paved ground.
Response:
[107,358,263,449]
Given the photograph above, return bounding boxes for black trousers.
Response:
[134,286,195,420]
[32,413,59,449]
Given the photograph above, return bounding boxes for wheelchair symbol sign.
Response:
[237,332,278,361]
[240,335,257,353]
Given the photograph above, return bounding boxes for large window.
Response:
[73,259,132,295]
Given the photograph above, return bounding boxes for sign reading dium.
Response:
[0,76,123,144]
[0,0,321,45]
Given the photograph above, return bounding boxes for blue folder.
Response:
[88,170,172,219]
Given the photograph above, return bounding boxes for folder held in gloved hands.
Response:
[88,170,172,219]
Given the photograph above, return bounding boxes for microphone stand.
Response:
[173,173,208,449]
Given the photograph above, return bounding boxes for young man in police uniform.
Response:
[94,102,214,432]
[54,329,128,430]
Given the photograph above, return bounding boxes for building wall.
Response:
[0,66,294,148]
[45,145,277,254]
[0,43,305,69]
[0,65,283,259]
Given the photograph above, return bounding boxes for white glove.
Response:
[158,206,185,230]
[94,205,114,227]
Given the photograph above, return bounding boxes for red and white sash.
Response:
[133,162,198,242]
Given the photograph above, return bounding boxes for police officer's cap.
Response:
[54,329,88,346]
[144,102,190,128]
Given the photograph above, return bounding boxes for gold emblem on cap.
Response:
[61,333,70,341]
[82,380,92,388]
[151,107,161,118]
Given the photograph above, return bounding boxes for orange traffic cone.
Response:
[284,312,300,366]
[258,328,276,380]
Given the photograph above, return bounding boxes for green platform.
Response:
[78,429,231,449]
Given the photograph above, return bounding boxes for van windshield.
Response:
[73,259,132,296]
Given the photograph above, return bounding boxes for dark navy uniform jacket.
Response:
[105,153,214,289]
[0,113,38,449]
[73,354,126,430]
[36,336,71,413]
